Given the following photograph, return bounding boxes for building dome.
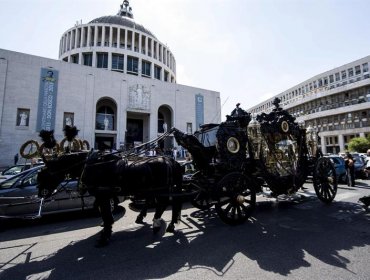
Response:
[59,0,176,83]
[89,15,157,39]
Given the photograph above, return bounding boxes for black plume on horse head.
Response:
[39,130,57,149]
[63,125,79,142]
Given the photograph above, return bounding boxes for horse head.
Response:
[37,151,88,198]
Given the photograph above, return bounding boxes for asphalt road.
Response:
[0,180,369,280]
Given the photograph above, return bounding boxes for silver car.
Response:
[0,165,122,219]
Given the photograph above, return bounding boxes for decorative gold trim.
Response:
[281,121,289,133]
[227,137,240,154]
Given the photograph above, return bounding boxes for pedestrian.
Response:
[172,147,177,160]
[344,153,355,187]
[14,153,19,165]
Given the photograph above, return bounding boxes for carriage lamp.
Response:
[306,125,318,157]
[247,114,262,159]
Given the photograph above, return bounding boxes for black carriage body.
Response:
[174,97,336,199]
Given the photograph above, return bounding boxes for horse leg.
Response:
[95,195,114,247]
[166,196,182,233]
[135,203,147,224]
[152,197,167,234]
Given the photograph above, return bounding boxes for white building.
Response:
[248,56,370,154]
[0,1,221,166]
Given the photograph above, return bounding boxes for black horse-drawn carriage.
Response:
[35,98,337,245]
[172,97,337,225]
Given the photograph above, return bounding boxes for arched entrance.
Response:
[158,105,173,151]
[95,98,117,150]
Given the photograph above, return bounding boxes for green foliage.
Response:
[348,137,370,153]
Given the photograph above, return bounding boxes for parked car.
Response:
[0,162,44,183]
[352,154,368,179]
[0,165,123,219]
[325,155,347,183]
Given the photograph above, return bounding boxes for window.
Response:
[71,54,79,64]
[329,75,334,83]
[158,112,165,133]
[154,65,161,80]
[341,70,346,79]
[112,54,124,72]
[97,53,108,68]
[127,56,138,74]
[186,123,193,134]
[83,53,92,66]
[355,65,361,75]
[363,63,369,73]
[96,106,114,130]
[142,60,151,77]
[164,71,169,82]
[335,72,340,81]
[17,108,30,127]
[348,68,353,77]
[63,112,74,127]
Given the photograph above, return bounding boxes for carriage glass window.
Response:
[194,126,219,147]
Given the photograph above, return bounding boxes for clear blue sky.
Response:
[1,0,369,120]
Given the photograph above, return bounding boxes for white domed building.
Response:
[0,1,221,166]
[59,1,176,83]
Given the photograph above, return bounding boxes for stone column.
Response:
[338,134,345,152]
[320,135,327,154]
[117,27,121,48]
[109,26,113,47]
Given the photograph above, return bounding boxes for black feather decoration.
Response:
[39,130,57,149]
[63,125,79,142]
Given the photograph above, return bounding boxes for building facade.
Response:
[248,56,370,154]
[0,1,221,166]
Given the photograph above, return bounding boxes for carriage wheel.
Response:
[313,157,337,204]
[215,172,256,225]
[191,189,214,210]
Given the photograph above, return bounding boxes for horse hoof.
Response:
[95,233,111,248]
[135,216,145,224]
[166,224,175,233]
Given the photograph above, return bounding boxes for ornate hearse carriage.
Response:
[172,98,337,225]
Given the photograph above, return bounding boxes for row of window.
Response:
[60,25,176,71]
[70,53,172,81]
[305,109,370,131]
[287,87,370,117]
[251,62,370,113]
[16,107,190,134]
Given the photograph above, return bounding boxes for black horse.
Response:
[37,150,184,247]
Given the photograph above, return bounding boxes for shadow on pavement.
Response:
[0,199,369,279]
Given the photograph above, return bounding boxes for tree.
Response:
[348,137,370,153]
